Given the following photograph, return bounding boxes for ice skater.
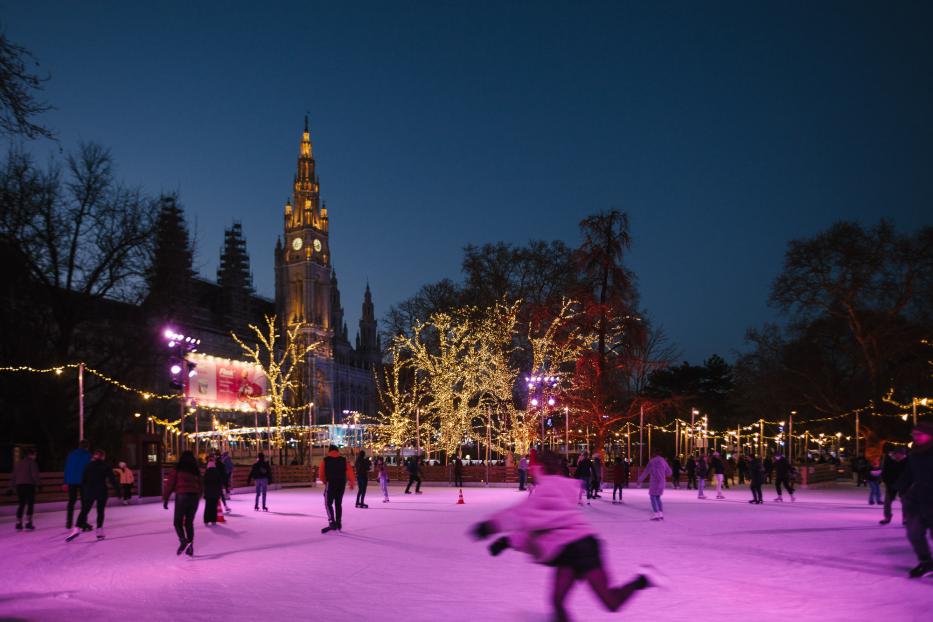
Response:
[685,454,696,490]
[518,454,529,491]
[67,449,118,541]
[867,460,883,505]
[63,439,91,529]
[575,452,593,505]
[162,450,202,556]
[320,445,354,532]
[13,448,39,531]
[710,452,725,499]
[773,454,796,502]
[611,457,626,503]
[470,450,662,622]
[115,461,134,504]
[695,454,708,499]
[637,450,672,520]
[748,455,764,504]
[453,455,464,487]
[376,457,390,502]
[880,446,907,525]
[404,455,422,494]
[897,422,933,578]
[221,450,235,500]
[202,456,224,525]
[670,456,681,490]
[355,450,371,508]
[247,452,273,511]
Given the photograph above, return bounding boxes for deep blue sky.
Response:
[3,1,930,363]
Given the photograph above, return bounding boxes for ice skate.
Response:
[185,543,194,556]
[15,522,22,531]
[880,518,891,525]
[716,494,725,499]
[637,564,670,590]
[650,512,660,521]
[254,506,260,511]
[415,490,423,494]
[697,494,706,499]
[774,496,783,502]
[25,521,34,531]
[360,503,369,508]
[65,528,81,542]
[790,494,796,502]
[658,511,664,520]
[322,521,336,534]
[262,506,269,511]
[908,562,933,579]
[176,540,188,556]
[96,528,105,540]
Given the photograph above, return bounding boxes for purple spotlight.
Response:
[547,397,555,406]
[530,398,539,407]
[163,328,174,339]
[170,364,182,375]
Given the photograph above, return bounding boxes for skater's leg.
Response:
[415,475,422,492]
[184,496,198,543]
[584,567,637,612]
[173,500,187,542]
[360,478,368,505]
[405,475,414,493]
[882,485,896,521]
[66,485,78,527]
[551,566,576,622]
[261,479,268,508]
[255,482,261,508]
[324,485,336,524]
[905,511,933,563]
[95,495,106,529]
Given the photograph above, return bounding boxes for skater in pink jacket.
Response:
[470,450,661,622]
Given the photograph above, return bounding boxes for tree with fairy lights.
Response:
[232,315,317,455]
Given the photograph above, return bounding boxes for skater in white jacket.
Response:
[637,450,673,520]
[470,450,661,622]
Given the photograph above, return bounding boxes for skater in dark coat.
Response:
[774,454,796,502]
[13,449,39,531]
[897,423,933,578]
[612,458,627,503]
[320,445,354,532]
[355,450,371,508]
[453,456,464,487]
[470,450,662,622]
[880,447,907,525]
[69,449,118,541]
[670,457,681,490]
[247,453,273,511]
[685,456,696,490]
[404,456,422,494]
[202,457,225,525]
[748,455,764,504]
[695,455,709,499]
[163,450,202,556]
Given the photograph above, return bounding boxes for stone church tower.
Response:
[274,118,379,425]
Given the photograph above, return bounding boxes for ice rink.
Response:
[1,482,930,621]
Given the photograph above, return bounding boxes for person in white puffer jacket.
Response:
[470,449,663,622]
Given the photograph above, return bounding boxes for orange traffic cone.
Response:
[217,499,226,523]
[457,489,465,504]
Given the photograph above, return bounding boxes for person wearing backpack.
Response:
[247,452,273,511]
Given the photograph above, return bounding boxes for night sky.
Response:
[3,1,930,363]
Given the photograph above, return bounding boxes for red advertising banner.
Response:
[185,353,268,412]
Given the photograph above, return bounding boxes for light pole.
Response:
[526,374,559,450]
[913,397,929,426]
[690,408,698,454]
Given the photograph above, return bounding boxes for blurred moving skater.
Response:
[163,450,202,556]
[748,455,764,504]
[470,450,662,622]
[203,455,224,526]
[376,456,390,502]
[897,422,933,579]
[880,446,907,525]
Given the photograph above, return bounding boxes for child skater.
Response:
[470,449,663,622]
[637,450,672,520]
[376,456,390,502]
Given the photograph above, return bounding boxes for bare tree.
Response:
[0,31,52,139]
[0,143,155,359]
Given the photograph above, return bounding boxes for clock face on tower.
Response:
[313,239,322,252]
[292,237,303,251]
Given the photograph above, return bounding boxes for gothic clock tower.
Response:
[275,117,333,356]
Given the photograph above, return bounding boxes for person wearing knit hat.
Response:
[897,422,933,578]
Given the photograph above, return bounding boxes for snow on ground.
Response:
[0,482,930,622]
